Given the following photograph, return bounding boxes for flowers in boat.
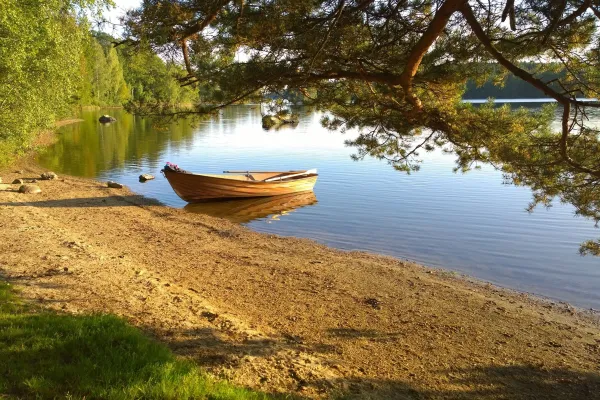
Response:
[163,162,187,173]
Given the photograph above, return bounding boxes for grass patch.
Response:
[0,281,281,399]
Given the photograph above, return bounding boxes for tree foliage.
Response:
[0,0,198,166]
[0,0,110,163]
[118,45,198,108]
[124,0,600,255]
[78,33,131,106]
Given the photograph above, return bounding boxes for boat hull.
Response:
[163,170,318,202]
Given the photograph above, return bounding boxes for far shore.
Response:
[80,105,124,110]
[1,154,599,399]
[56,118,84,127]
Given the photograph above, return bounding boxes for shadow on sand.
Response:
[0,195,161,208]
[156,323,600,400]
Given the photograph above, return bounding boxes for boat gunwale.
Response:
[163,169,318,185]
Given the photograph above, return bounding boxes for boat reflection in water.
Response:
[183,191,318,223]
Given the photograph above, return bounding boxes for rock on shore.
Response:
[107,181,123,189]
[41,172,58,180]
[18,184,41,194]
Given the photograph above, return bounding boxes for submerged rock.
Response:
[262,115,280,129]
[41,172,58,180]
[12,178,24,184]
[277,113,299,124]
[139,174,155,182]
[99,115,117,123]
[107,181,123,189]
[0,184,9,190]
[0,177,2,183]
[19,184,41,194]
[261,113,299,129]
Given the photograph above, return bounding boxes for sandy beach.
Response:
[1,159,599,399]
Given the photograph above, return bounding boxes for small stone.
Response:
[12,178,24,184]
[41,172,58,180]
[139,174,155,182]
[15,170,23,174]
[107,181,123,189]
[63,267,69,272]
[18,184,41,194]
[364,297,382,310]
[201,311,219,322]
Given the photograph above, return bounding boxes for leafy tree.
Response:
[105,46,130,105]
[76,32,130,106]
[116,44,198,108]
[0,0,112,163]
[123,0,600,255]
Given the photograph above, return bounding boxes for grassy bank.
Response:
[0,281,278,399]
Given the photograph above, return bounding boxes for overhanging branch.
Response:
[398,0,466,110]
[461,2,599,108]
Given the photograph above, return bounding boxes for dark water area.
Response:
[37,105,600,309]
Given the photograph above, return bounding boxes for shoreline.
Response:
[1,160,600,398]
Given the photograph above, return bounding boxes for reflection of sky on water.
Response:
[38,105,600,309]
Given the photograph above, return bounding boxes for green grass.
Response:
[0,281,280,399]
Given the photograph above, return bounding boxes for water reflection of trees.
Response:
[39,109,196,177]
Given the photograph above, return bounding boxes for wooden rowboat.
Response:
[162,165,318,202]
[184,191,318,223]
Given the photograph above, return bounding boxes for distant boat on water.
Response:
[162,163,318,202]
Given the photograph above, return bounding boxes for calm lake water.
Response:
[38,105,600,309]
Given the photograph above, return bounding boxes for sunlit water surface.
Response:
[38,105,600,309]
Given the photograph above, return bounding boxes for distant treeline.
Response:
[81,32,197,108]
[463,65,563,99]
[0,0,197,166]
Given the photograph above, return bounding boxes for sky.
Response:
[101,0,141,35]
